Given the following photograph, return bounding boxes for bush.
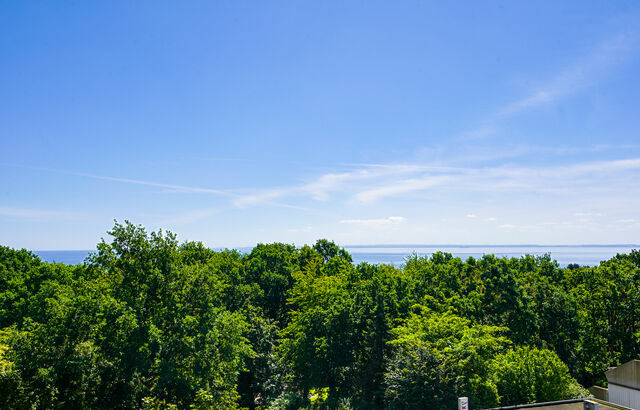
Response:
[491,346,588,406]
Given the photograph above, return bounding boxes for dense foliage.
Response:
[1,221,637,409]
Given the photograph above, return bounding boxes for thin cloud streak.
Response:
[68,171,235,197]
[340,216,406,228]
[14,156,640,219]
[229,156,640,208]
[231,165,427,207]
[354,176,453,203]
[19,165,320,212]
[456,31,638,142]
[499,32,637,117]
[18,165,236,197]
[50,153,634,213]
[0,207,79,220]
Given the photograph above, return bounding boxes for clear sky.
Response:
[1,1,640,249]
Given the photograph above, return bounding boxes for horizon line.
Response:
[30,243,640,252]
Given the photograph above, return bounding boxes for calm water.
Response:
[34,250,94,265]
[34,245,638,267]
[345,245,639,267]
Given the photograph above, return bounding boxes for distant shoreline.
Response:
[32,245,638,268]
[31,244,640,252]
[344,244,640,248]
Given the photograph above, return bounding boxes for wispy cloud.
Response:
[573,212,604,217]
[499,32,636,117]
[302,165,427,201]
[340,216,406,228]
[0,207,79,220]
[20,165,235,197]
[15,155,640,221]
[232,188,292,208]
[225,155,640,209]
[616,218,639,224]
[455,31,638,142]
[230,165,430,207]
[288,226,313,233]
[497,223,544,231]
[21,165,315,212]
[421,143,640,167]
[70,172,235,196]
[354,176,452,203]
[303,169,372,201]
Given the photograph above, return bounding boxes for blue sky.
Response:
[1,1,640,249]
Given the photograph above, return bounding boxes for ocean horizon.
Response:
[33,244,639,267]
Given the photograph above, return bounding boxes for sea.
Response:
[34,245,639,267]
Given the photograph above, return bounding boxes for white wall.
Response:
[608,384,640,409]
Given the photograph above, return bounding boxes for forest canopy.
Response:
[1,221,639,409]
